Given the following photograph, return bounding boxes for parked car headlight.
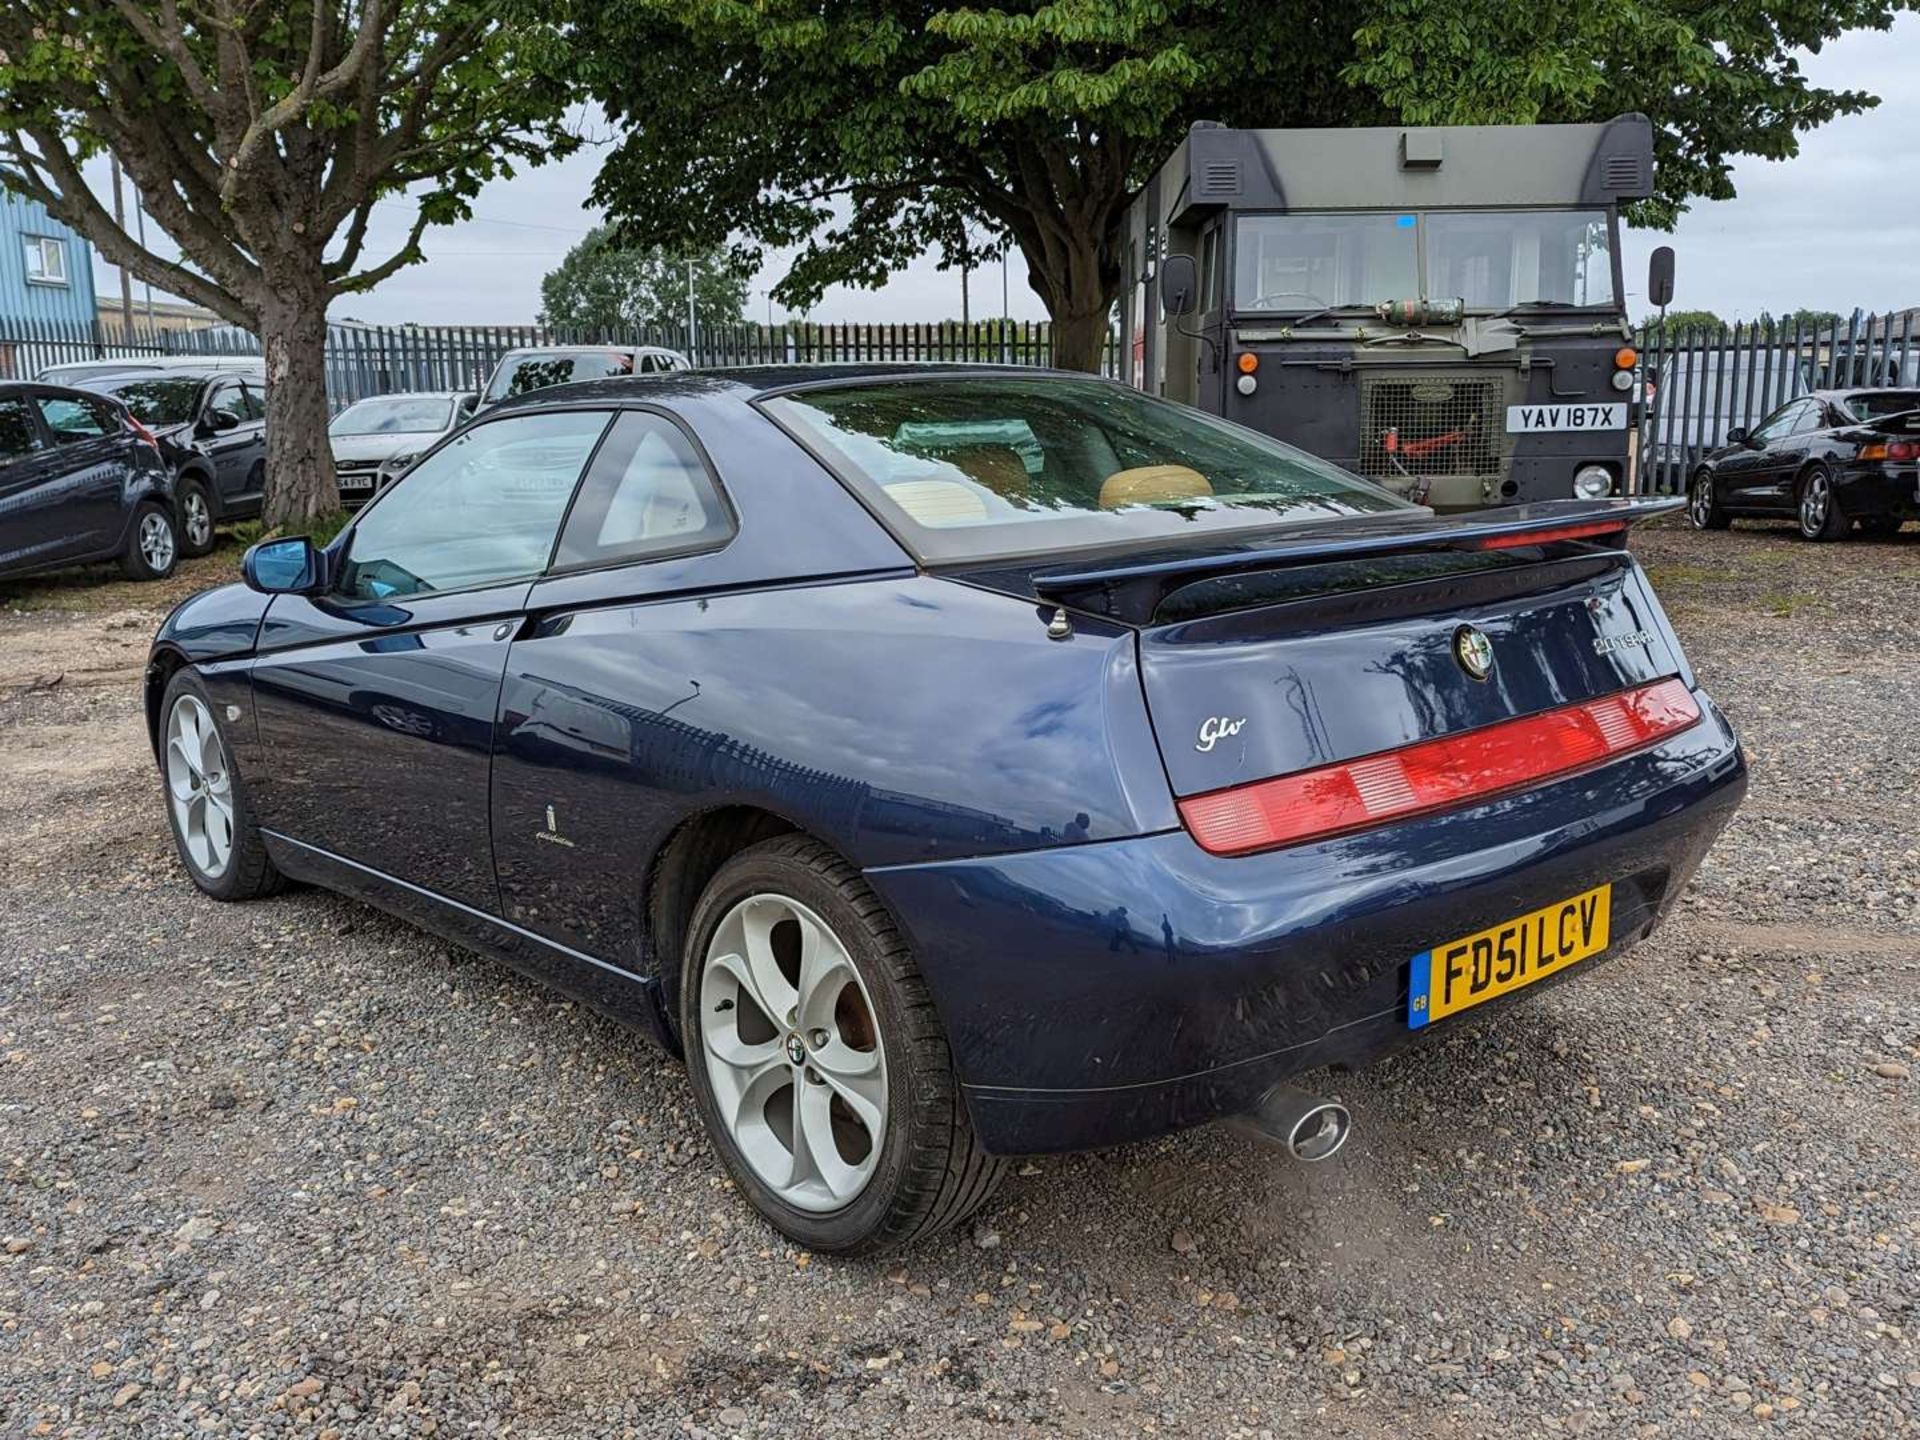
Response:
[1573,465,1614,500]
[378,453,417,480]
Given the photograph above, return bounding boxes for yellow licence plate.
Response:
[1407,883,1612,1029]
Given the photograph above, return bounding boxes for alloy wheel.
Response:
[165,694,233,877]
[183,491,212,549]
[1800,473,1831,536]
[699,893,888,1212]
[1690,477,1712,527]
[140,510,176,572]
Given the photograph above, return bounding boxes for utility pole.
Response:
[686,256,697,362]
[109,156,134,339]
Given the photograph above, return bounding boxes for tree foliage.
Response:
[1640,308,1728,338]
[538,229,749,332]
[576,0,1911,370]
[0,0,579,522]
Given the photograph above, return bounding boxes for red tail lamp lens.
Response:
[1476,520,1627,549]
[1179,677,1701,856]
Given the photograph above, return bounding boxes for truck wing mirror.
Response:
[1647,246,1675,309]
[1159,255,1198,318]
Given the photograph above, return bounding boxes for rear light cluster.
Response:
[1476,519,1626,549]
[1179,677,1701,856]
[1861,438,1919,462]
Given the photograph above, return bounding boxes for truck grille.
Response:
[1358,375,1504,480]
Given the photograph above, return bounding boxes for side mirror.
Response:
[1647,246,1675,309]
[1159,254,1198,318]
[242,536,320,594]
[1724,426,1748,447]
[458,393,478,415]
[203,407,240,433]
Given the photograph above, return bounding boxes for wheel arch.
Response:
[144,646,192,761]
[644,804,808,1025]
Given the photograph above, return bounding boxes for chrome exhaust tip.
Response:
[1229,1085,1352,1162]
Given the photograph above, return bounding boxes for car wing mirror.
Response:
[1724,426,1748,446]
[242,536,321,594]
[203,407,240,433]
[1159,254,1198,318]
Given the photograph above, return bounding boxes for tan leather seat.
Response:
[943,445,1032,502]
[1098,464,1211,509]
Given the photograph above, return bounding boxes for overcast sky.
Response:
[90,12,1918,329]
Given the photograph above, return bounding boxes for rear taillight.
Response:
[1179,677,1701,856]
[124,415,158,448]
[1476,519,1627,550]
[1860,439,1919,462]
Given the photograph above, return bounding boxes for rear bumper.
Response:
[866,691,1745,1155]
[1837,461,1920,518]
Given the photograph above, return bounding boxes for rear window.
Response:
[1837,391,1920,421]
[485,351,633,403]
[763,376,1408,563]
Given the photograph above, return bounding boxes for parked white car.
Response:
[477,345,691,410]
[37,354,266,386]
[328,390,476,507]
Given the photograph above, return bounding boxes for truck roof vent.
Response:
[1602,153,1647,192]
[1196,160,1242,200]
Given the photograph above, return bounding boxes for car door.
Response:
[1751,399,1827,511]
[199,379,256,506]
[26,391,130,557]
[1718,401,1804,511]
[0,394,75,574]
[247,408,614,912]
[232,380,269,507]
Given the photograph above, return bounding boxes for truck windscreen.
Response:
[1234,209,1615,313]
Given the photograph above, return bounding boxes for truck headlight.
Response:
[1573,465,1614,499]
[1610,369,1635,392]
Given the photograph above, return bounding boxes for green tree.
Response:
[574,0,1909,372]
[539,230,749,332]
[1640,309,1728,339]
[1,0,578,524]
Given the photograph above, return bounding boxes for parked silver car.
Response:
[328,391,475,507]
[477,345,691,411]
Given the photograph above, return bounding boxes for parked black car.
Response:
[0,381,179,582]
[82,369,269,556]
[1688,388,1920,541]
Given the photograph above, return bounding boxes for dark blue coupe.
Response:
[147,366,1746,1253]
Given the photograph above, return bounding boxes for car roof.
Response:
[339,389,471,401]
[0,379,128,401]
[481,361,1100,414]
[1813,386,1920,401]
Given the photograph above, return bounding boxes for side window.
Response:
[337,410,611,601]
[33,394,114,444]
[0,398,44,460]
[206,381,242,420]
[636,353,659,374]
[1792,404,1829,435]
[238,382,267,422]
[1748,402,1801,444]
[551,411,732,571]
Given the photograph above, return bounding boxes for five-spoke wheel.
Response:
[681,835,1003,1254]
[165,693,233,879]
[699,892,888,1211]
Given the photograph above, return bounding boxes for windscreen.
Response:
[1234,209,1616,312]
[89,376,202,426]
[1424,210,1614,308]
[765,376,1409,563]
[1234,214,1419,311]
[486,351,633,403]
[331,396,457,435]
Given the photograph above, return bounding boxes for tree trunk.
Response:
[1050,305,1113,373]
[258,274,337,529]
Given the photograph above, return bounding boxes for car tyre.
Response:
[176,475,217,557]
[1687,469,1730,530]
[1795,464,1848,542]
[159,670,286,902]
[680,834,1005,1255]
[119,501,179,580]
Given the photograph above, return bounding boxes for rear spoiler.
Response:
[1861,406,1920,434]
[1029,497,1681,624]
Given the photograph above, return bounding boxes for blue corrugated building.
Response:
[0,191,98,326]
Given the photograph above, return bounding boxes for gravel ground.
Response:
[1,518,1916,1438]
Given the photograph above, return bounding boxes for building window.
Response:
[23,235,69,287]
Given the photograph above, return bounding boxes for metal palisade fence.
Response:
[0,316,1120,408]
[1634,310,1918,495]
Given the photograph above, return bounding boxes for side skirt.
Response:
[261,830,680,1054]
